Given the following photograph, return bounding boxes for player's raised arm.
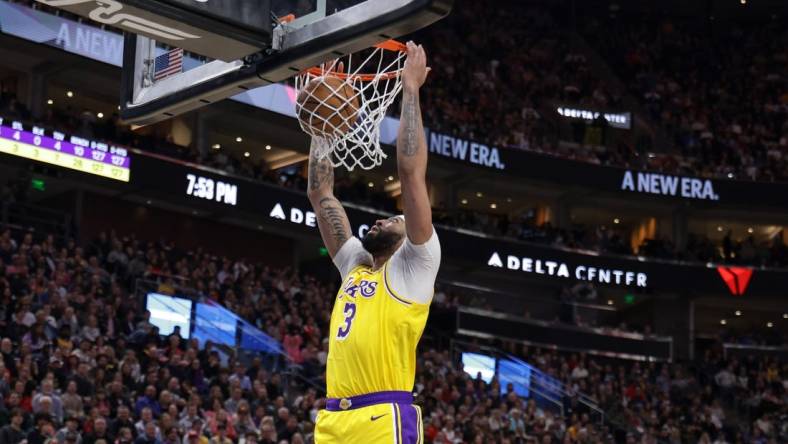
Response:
[306,139,352,258]
[397,41,433,244]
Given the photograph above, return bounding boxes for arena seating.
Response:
[4,92,787,270]
[8,0,787,185]
[416,1,788,184]
[1,2,786,444]
[582,14,788,182]
[0,227,785,443]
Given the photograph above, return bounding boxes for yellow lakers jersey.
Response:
[326,262,430,398]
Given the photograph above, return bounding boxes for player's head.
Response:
[362,215,405,256]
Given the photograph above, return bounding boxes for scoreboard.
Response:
[0,118,131,182]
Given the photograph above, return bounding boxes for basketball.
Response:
[296,76,360,137]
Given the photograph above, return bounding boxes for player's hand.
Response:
[321,60,344,76]
[402,41,429,93]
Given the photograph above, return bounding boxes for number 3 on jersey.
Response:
[336,302,356,340]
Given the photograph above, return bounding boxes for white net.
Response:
[294,44,406,171]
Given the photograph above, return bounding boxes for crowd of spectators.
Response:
[429,340,787,444]
[417,0,619,153]
[5,85,788,271]
[0,227,327,444]
[582,15,788,182]
[10,0,788,185]
[5,88,788,271]
[0,225,785,444]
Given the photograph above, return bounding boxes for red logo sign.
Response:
[716,267,753,296]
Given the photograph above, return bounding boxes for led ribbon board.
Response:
[0,118,131,182]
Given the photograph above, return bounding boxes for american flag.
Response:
[153,48,183,81]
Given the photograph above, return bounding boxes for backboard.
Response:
[36,0,454,125]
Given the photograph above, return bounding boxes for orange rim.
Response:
[304,40,407,82]
[278,14,296,24]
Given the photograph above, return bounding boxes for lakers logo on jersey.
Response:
[341,275,378,299]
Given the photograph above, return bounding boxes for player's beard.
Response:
[361,229,401,256]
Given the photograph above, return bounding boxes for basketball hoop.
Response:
[295,41,407,171]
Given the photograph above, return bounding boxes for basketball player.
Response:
[306,41,439,444]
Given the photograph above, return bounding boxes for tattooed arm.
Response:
[397,41,432,244]
[306,139,353,258]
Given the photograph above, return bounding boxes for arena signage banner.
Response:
[422,131,788,207]
[267,202,372,239]
[556,106,632,130]
[486,252,648,288]
[620,170,719,201]
[427,132,506,170]
[32,0,269,61]
[125,153,788,297]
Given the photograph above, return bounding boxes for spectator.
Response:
[55,416,83,444]
[135,387,162,418]
[26,417,56,444]
[61,380,83,420]
[134,421,161,444]
[208,423,231,444]
[0,408,25,444]
[228,364,252,393]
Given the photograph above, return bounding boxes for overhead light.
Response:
[236,136,243,142]
[244,151,250,158]
[97,112,104,119]
[783,313,788,319]
[265,144,272,150]
[146,200,152,205]
[191,211,198,215]
[720,319,727,325]
[66,91,74,98]
[461,199,468,205]
[367,182,374,188]
[506,198,512,203]
[257,225,263,230]
[747,227,754,234]
[46,99,54,105]
[476,192,483,198]
[607,299,614,306]
[117,105,121,110]
[740,0,746,4]
[613,218,620,224]
[212,143,221,150]
[717,226,723,232]
[766,322,773,328]
[647,153,655,158]
[727,173,735,179]
[490,203,497,209]
[387,176,394,181]
[735,310,741,316]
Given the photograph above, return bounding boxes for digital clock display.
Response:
[185,173,238,206]
[0,118,131,182]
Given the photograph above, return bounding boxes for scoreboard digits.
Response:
[0,117,131,182]
[185,173,238,206]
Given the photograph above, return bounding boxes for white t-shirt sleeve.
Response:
[385,228,441,304]
[332,237,373,280]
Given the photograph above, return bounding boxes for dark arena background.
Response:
[0,0,786,443]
